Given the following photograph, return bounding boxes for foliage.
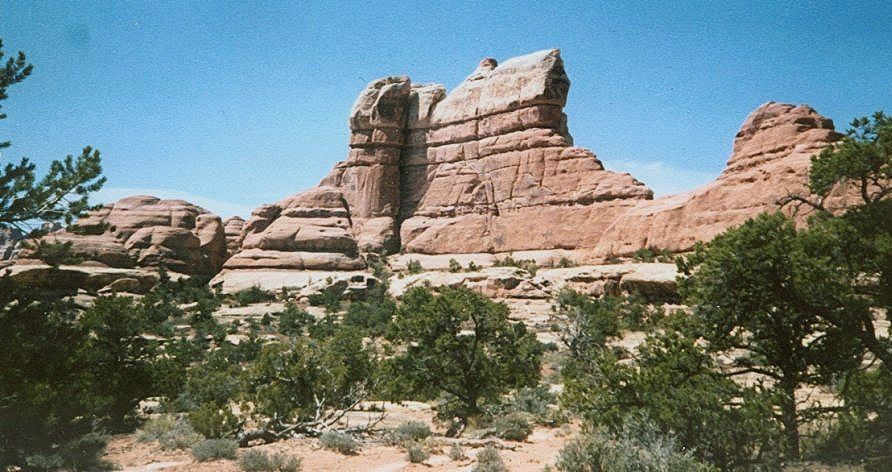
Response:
[138,416,203,450]
[473,445,507,472]
[466,261,481,272]
[188,402,240,439]
[191,438,238,462]
[494,254,538,276]
[449,258,463,272]
[493,412,532,441]
[555,415,717,472]
[243,326,377,430]
[393,421,432,442]
[557,256,576,268]
[562,319,781,469]
[405,441,430,463]
[233,285,276,306]
[503,386,557,423]
[386,285,543,423]
[318,431,359,454]
[342,282,396,337]
[678,212,864,459]
[448,444,467,461]
[276,302,314,337]
[406,259,424,274]
[553,289,620,360]
[631,246,673,263]
[239,449,302,472]
[307,282,343,312]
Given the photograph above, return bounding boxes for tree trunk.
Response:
[780,382,800,460]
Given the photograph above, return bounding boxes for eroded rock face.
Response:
[0,227,23,263]
[223,216,246,257]
[592,102,842,256]
[228,49,654,272]
[19,196,227,275]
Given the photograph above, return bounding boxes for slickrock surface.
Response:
[18,196,227,276]
[592,102,843,256]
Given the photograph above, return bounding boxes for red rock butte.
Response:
[21,49,847,277]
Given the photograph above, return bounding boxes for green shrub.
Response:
[138,415,202,449]
[466,261,481,272]
[473,445,507,472]
[555,418,716,471]
[277,302,314,336]
[319,431,359,455]
[234,285,276,306]
[406,259,424,274]
[557,257,575,268]
[448,258,463,272]
[394,421,432,442]
[448,444,467,461]
[494,255,538,276]
[191,438,238,462]
[493,412,532,441]
[188,402,239,439]
[307,283,343,312]
[239,449,302,472]
[507,386,556,420]
[405,441,429,463]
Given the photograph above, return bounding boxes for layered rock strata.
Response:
[223,216,246,257]
[592,102,843,256]
[19,196,227,275]
[225,49,654,272]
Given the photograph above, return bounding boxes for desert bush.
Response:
[555,416,716,472]
[319,431,359,454]
[473,445,507,472]
[191,438,238,462]
[342,283,396,337]
[448,444,467,461]
[276,302,314,337]
[406,259,424,274]
[405,441,430,463]
[188,402,239,439]
[557,257,575,268]
[448,258,463,272]
[494,255,538,276]
[393,421,432,442]
[307,283,343,312]
[234,285,276,306]
[138,415,201,449]
[466,261,481,272]
[239,449,302,472]
[386,285,543,423]
[506,386,556,420]
[493,412,532,441]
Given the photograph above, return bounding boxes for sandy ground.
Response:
[105,403,577,472]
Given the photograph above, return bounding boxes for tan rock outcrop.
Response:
[19,196,227,275]
[593,102,843,256]
[223,216,245,257]
[227,49,654,273]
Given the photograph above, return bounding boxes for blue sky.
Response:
[1,1,890,217]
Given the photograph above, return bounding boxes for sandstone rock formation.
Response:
[19,196,227,275]
[0,226,23,264]
[592,102,843,256]
[223,216,246,257]
[224,49,654,274]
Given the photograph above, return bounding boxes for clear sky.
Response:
[1,1,890,217]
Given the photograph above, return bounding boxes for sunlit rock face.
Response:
[592,102,843,257]
[227,49,656,273]
[19,195,227,276]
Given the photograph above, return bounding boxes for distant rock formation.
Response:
[19,196,227,276]
[222,216,245,257]
[592,102,843,256]
[0,226,23,263]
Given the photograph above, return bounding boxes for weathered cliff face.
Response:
[592,102,842,256]
[226,49,654,272]
[19,196,227,275]
[222,216,246,257]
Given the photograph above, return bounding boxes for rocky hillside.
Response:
[16,49,844,292]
